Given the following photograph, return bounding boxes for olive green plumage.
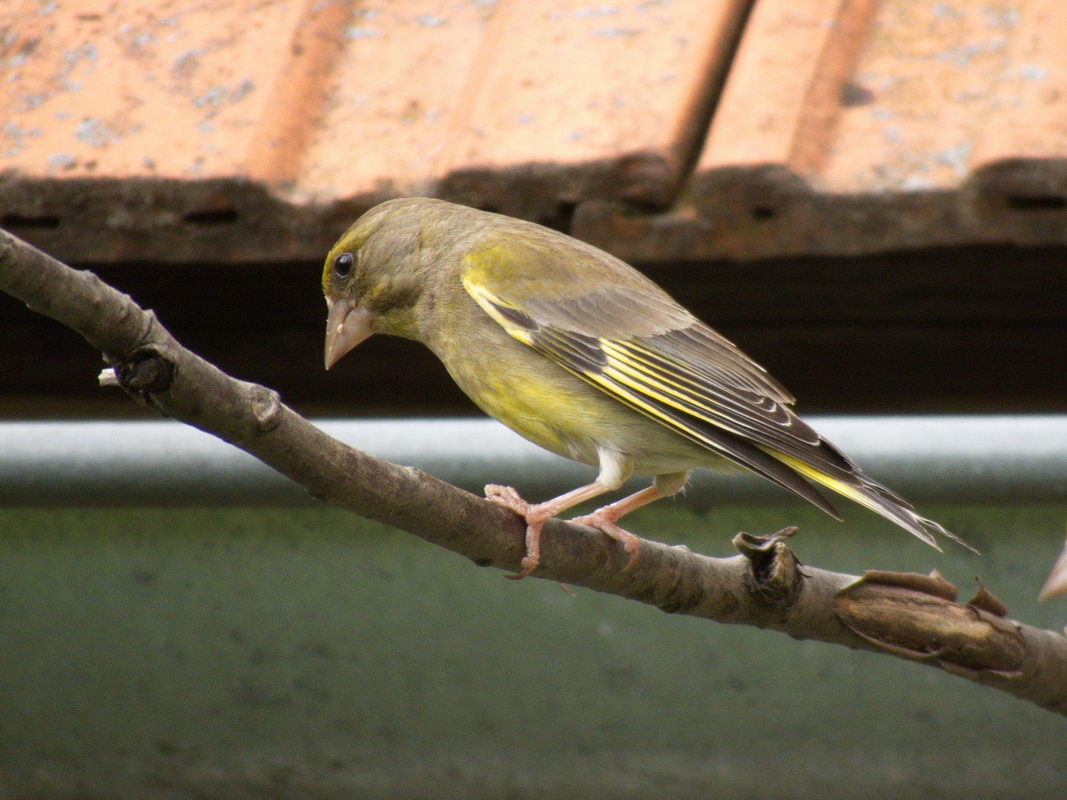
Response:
[322,197,972,565]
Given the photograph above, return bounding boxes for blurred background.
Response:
[3,0,1066,419]
[2,1,1066,797]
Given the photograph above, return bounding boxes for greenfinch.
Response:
[323,198,973,579]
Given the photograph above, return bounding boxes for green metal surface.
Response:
[1,503,1065,798]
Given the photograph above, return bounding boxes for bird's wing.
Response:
[459,239,973,553]
[462,250,854,469]
[460,246,858,511]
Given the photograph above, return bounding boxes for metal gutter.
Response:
[1,416,1064,507]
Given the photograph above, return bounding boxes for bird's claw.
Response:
[504,554,540,580]
[485,484,544,580]
[486,485,643,578]
[571,511,642,572]
[484,483,531,515]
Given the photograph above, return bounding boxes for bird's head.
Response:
[322,197,444,369]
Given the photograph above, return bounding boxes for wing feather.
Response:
[464,275,842,514]
[467,273,859,481]
[461,255,974,552]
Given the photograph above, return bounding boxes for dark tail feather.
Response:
[763,449,979,554]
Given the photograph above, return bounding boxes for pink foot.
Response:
[485,484,546,580]
[570,509,642,571]
[485,484,530,516]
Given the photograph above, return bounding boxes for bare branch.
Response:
[3,227,1066,717]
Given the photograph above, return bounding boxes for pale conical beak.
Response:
[324,297,375,369]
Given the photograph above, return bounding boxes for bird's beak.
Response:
[324,297,375,369]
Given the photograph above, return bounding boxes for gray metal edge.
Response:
[1,416,1065,507]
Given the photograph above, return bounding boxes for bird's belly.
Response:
[437,334,717,476]
[451,358,604,466]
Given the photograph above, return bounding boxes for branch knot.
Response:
[248,385,282,433]
[111,345,175,395]
[733,526,803,608]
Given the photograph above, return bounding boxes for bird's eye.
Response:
[333,252,355,279]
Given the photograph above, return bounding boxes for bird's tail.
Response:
[769,451,979,554]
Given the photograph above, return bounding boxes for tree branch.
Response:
[3,227,1066,717]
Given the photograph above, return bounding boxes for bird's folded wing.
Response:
[461,261,876,489]
[459,263,933,544]
[459,243,976,553]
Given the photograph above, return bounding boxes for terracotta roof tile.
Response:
[578,0,1067,259]
[430,0,745,214]
[2,0,1066,262]
[1,0,747,259]
[3,0,317,180]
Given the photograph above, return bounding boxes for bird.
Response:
[322,197,974,579]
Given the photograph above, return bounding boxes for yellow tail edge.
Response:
[763,450,979,555]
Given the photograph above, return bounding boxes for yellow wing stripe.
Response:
[532,333,741,459]
[599,340,803,450]
[611,338,778,406]
[770,452,874,511]
[464,276,792,463]
[582,375,740,460]
[462,275,534,346]
[609,339,730,394]
[465,276,761,430]
[604,339,791,428]
[600,340,730,421]
[764,450,938,547]
[602,357,719,424]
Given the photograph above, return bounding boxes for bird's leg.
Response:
[569,487,658,571]
[485,447,634,580]
[570,471,689,571]
[485,481,614,579]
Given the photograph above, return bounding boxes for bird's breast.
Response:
[436,322,603,466]
[425,306,715,476]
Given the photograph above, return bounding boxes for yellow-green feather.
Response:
[324,196,971,553]
[460,258,975,550]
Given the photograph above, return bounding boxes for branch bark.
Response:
[3,228,1066,717]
